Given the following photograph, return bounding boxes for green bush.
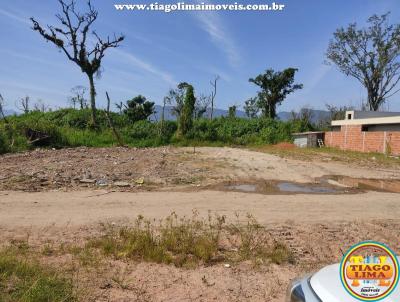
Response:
[0,130,9,154]
[13,114,66,147]
[127,120,176,140]
[0,122,29,153]
[0,109,315,154]
[10,109,128,130]
[185,117,311,145]
[61,127,115,147]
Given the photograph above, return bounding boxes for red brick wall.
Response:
[325,125,400,155]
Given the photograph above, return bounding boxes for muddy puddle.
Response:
[214,180,347,195]
[276,182,338,193]
[213,176,400,195]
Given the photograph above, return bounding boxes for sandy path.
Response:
[1,190,399,229]
[197,147,400,182]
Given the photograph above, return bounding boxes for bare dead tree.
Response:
[105,92,125,147]
[165,86,185,118]
[16,96,30,114]
[159,96,167,136]
[195,93,211,119]
[30,0,124,126]
[326,104,354,121]
[115,101,125,114]
[33,99,49,112]
[209,75,219,120]
[69,85,88,109]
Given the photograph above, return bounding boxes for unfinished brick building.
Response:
[325,111,400,155]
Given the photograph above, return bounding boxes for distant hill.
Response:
[151,105,246,121]
[277,110,331,123]
[152,105,330,123]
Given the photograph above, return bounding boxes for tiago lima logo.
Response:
[340,241,399,301]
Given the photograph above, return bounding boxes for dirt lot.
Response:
[1,146,399,192]
[1,146,400,301]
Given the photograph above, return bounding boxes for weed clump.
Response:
[88,213,225,267]
[88,213,295,267]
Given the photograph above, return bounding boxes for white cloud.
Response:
[112,49,177,86]
[0,8,30,25]
[194,2,240,67]
[302,64,333,94]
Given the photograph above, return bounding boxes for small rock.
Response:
[114,181,130,187]
[96,179,108,187]
[224,263,231,268]
[80,178,96,184]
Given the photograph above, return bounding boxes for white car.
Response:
[287,259,400,301]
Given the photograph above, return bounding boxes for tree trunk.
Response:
[367,84,383,111]
[264,101,276,119]
[210,98,214,120]
[160,98,166,137]
[88,73,97,127]
[368,91,377,111]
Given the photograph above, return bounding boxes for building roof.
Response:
[292,131,325,136]
[332,115,400,126]
[345,110,400,120]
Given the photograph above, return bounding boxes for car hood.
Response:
[310,262,400,302]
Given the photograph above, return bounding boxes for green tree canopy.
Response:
[178,84,195,136]
[228,105,237,119]
[249,68,303,119]
[123,95,155,123]
[165,82,190,118]
[326,12,400,111]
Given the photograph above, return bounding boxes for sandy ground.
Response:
[1,146,400,301]
[0,190,399,229]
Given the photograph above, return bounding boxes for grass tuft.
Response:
[0,249,77,302]
[87,213,295,268]
[88,213,225,267]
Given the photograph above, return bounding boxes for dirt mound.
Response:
[0,147,217,192]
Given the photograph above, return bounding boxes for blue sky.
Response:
[0,0,399,113]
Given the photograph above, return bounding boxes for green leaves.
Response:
[326,12,400,111]
[249,68,303,119]
[123,95,155,124]
[178,84,196,136]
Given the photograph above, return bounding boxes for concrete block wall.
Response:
[325,125,400,155]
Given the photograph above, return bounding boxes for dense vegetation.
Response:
[0,108,314,154]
